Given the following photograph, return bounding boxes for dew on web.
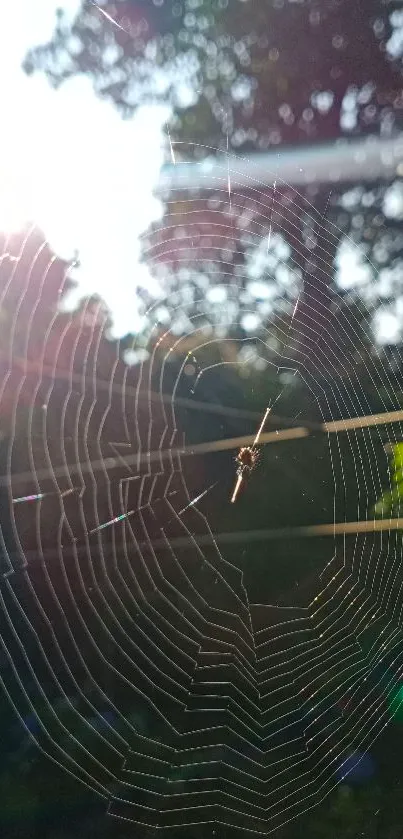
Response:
[1,144,403,838]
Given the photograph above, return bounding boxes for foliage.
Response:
[23,0,403,153]
[374,440,403,517]
[20,0,403,360]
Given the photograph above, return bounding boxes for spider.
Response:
[231,446,260,503]
[235,446,259,475]
[230,405,271,503]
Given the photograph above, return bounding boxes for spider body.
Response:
[235,446,259,474]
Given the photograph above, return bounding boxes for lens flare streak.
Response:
[90,1,129,34]
[13,493,46,504]
[178,482,218,516]
[12,488,77,504]
[90,511,135,535]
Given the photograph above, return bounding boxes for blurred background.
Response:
[2,0,403,836]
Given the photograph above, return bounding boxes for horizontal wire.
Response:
[143,516,403,552]
[157,135,403,193]
[4,350,265,421]
[3,407,402,489]
[6,515,402,569]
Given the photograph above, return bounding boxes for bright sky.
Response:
[1,1,402,346]
[0,0,169,339]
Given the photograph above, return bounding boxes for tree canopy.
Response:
[23,0,403,152]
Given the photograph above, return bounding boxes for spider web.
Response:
[1,150,403,838]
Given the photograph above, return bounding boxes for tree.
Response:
[21,1,403,366]
[23,0,403,152]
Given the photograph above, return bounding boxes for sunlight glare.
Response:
[0,0,170,339]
